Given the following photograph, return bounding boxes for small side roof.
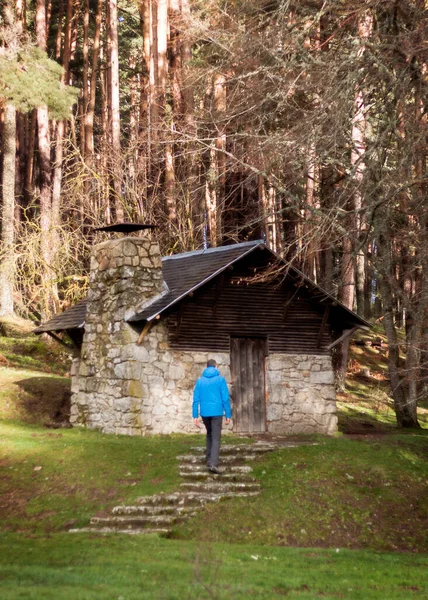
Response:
[33,299,87,333]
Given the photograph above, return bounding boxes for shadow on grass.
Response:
[337,406,397,435]
[13,376,71,425]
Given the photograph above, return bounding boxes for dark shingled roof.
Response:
[128,240,265,323]
[33,299,87,333]
[34,240,370,333]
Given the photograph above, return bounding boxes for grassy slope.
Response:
[173,325,428,552]
[338,325,428,432]
[173,434,428,552]
[0,421,207,533]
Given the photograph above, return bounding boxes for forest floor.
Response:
[0,321,427,599]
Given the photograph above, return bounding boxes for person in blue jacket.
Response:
[193,359,232,474]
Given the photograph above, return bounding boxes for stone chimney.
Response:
[70,235,164,433]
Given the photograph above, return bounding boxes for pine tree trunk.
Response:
[55,0,64,58]
[24,109,36,203]
[303,143,317,280]
[181,0,198,243]
[336,235,355,390]
[107,0,123,220]
[36,0,54,320]
[99,17,111,224]
[84,0,102,168]
[0,103,17,316]
[382,278,419,428]
[214,72,226,245]
[80,0,90,157]
[352,11,372,318]
[138,0,152,203]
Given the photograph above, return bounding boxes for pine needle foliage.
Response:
[0,46,78,118]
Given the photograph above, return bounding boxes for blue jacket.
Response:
[192,367,232,419]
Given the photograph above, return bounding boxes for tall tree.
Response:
[35,0,54,319]
[107,0,123,220]
[0,2,17,316]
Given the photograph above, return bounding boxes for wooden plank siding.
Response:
[167,262,332,355]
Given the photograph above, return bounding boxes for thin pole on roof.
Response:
[203,211,208,250]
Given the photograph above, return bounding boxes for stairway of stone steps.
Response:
[69,441,278,536]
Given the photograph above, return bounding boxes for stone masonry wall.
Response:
[266,354,337,434]
[72,317,231,435]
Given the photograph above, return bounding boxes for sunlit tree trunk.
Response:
[80,0,90,157]
[353,11,372,318]
[36,0,54,319]
[0,103,17,316]
[24,109,36,203]
[180,0,198,244]
[107,0,123,220]
[138,0,152,203]
[99,16,111,223]
[14,0,25,222]
[214,72,226,245]
[52,0,73,239]
[84,0,102,168]
[303,144,317,280]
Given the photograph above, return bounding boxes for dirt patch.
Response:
[150,476,165,485]
[346,432,394,441]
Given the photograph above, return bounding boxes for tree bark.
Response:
[36,0,54,320]
[0,103,17,316]
[52,0,73,234]
[352,11,372,318]
[180,0,199,244]
[80,0,90,157]
[24,109,36,203]
[214,72,226,245]
[107,0,124,220]
[84,0,102,168]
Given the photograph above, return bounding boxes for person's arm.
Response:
[220,377,232,422]
[192,380,201,426]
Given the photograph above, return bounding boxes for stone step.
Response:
[90,515,182,528]
[179,464,253,474]
[134,492,228,506]
[112,504,198,516]
[70,527,169,535]
[180,481,261,494]
[179,471,256,482]
[177,454,258,464]
[190,444,277,454]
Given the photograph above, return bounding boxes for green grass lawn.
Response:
[1,534,427,600]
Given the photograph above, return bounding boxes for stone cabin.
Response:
[35,235,369,436]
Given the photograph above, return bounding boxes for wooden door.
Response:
[230,337,266,433]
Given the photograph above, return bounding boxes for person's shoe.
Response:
[208,465,222,475]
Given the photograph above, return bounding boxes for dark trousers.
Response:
[202,416,223,467]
